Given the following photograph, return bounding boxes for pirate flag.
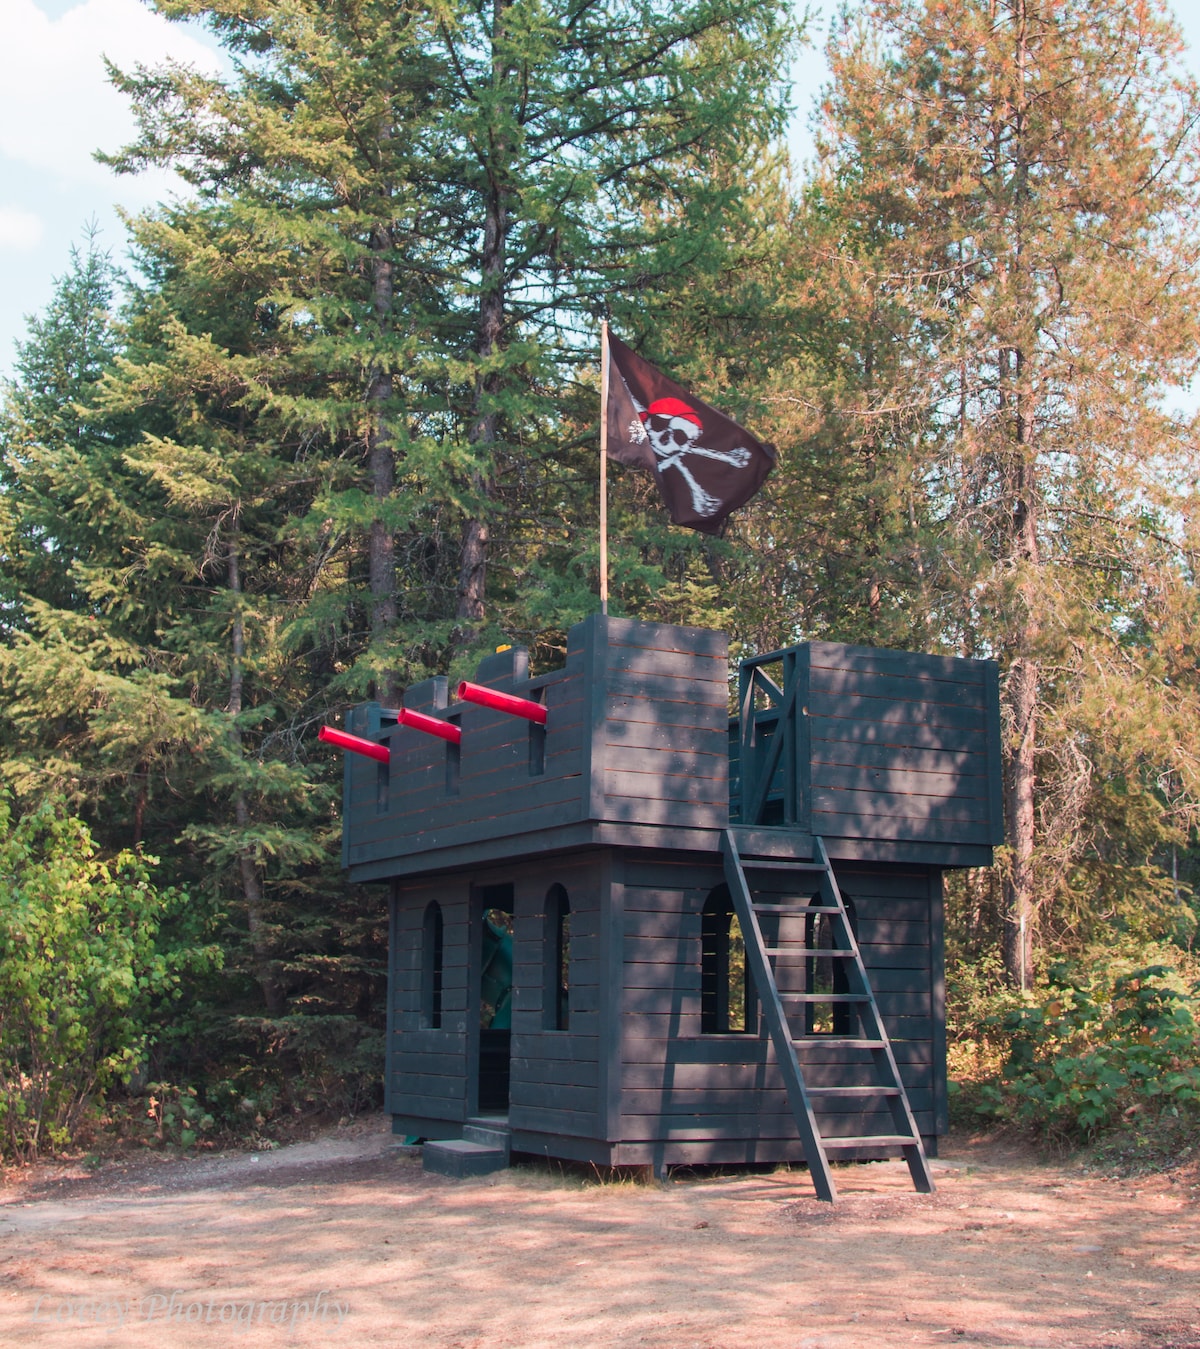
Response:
[605,331,775,534]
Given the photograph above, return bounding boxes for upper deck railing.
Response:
[729,640,1003,852]
[338,618,1003,882]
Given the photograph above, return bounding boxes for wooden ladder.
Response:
[720,829,935,1203]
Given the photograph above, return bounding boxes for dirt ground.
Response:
[1,1117,1198,1349]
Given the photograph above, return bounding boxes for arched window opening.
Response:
[421,901,444,1029]
[543,884,570,1030]
[701,886,753,1034]
[805,894,857,1035]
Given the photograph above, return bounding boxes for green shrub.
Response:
[951,950,1200,1146]
[998,965,1200,1142]
[0,795,215,1161]
[144,1083,216,1149]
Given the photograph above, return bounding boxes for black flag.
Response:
[605,331,775,534]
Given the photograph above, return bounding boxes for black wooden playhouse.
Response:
[338,616,1003,1200]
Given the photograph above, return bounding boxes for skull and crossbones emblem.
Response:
[636,396,751,518]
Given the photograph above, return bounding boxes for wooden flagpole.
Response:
[599,320,609,616]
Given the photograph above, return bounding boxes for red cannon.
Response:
[456,680,547,726]
[318,725,390,764]
[395,706,462,745]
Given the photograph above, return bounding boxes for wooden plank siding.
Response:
[344,616,733,880]
[340,617,995,1166]
[613,854,945,1151]
[387,872,471,1126]
[728,640,1002,857]
[805,642,1003,848]
[383,846,946,1163]
[344,618,1001,882]
[386,855,607,1141]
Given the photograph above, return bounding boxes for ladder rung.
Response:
[794,1037,885,1050]
[806,1085,902,1098]
[772,947,858,957]
[742,860,828,872]
[761,946,856,957]
[779,993,870,1003]
[819,1134,917,1148]
[756,904,842,915]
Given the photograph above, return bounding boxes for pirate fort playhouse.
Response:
[326,615,1002,1201]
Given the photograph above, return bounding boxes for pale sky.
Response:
[2,0,1200,381]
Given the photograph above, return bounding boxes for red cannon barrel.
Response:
[456,680,547,725]
[395,706,462,745]
[319,725,390,764]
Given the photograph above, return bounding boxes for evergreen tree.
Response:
[1,0,799,1053]
[0,230,127,628]
[0,231,203,843]
[792,0,1200,982]
[105,0,797,670]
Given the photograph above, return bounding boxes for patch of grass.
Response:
[507,1156,659,1189]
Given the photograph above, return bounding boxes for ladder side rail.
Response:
[814,839,935,1193]
[721,830,837,1203]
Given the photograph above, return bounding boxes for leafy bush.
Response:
[0,795,215,1160]
[221,1014,385,1119]
[950,948,1200,1147]
[143,1083,216,1149]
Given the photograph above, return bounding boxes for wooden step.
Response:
[462,1120,511,1156]
[741,859,828,872]
[794,1037,885,1050]
[761,946,857,957]
[806,1085,902,1098]
[819,1135,917,1148]
[778,992,871,1003]
[422,1138,509,1179]
[755,904,843,915]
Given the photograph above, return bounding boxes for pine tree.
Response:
[799,0,1200,982]
[0,231,205,844]
[0,0,799,1050]
[1,230,128,626]
[105,0,798,669]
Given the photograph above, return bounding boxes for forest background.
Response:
[2,0,1200,1165]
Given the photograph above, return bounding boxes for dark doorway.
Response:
[477,884,514,1113]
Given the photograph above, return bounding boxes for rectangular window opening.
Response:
[445,715,461,795]
[528,722,546,776]
[527,687,546,776]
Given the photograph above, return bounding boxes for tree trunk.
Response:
[999,1,1039,991]
[228,526,285,1017]
[132,770,147,849]
[455,185,505,629]
[1002,649,1038,989]
[1001,340,1039,991]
